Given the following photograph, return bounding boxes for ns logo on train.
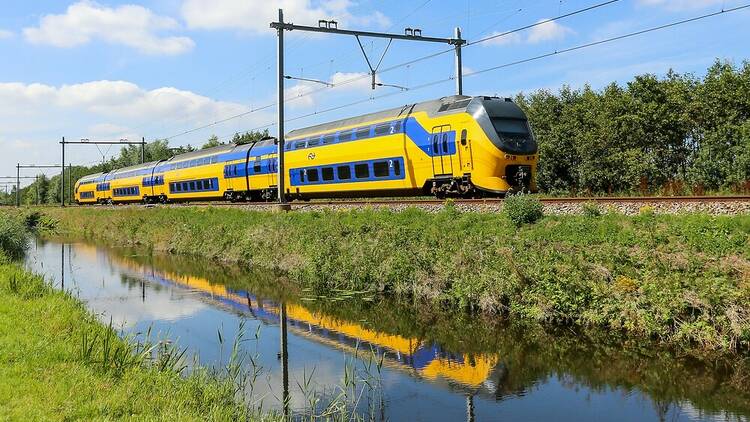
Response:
[74,95,538,204]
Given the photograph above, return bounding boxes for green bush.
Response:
[582,201,602,217]
[0,215,28,259]
[503,194,544,226]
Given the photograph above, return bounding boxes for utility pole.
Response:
[15,165,63,207]
[68,164,72,206]
[141,137,145,164]
[455,27,463,95]
[270,12,465,206]
[275,8,288,209]
[61,137,65,207]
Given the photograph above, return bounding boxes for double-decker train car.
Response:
[75,95,538,204]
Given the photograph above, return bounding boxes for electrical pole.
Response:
[455,27,463,95]
[275,8,288,209]
[141,136,145,164]
[61,137,65,207]
[16,164,20,207]
[270,13,465,206]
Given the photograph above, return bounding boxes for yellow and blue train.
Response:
[74,95,537,204]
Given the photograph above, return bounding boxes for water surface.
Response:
[25,238,750,421]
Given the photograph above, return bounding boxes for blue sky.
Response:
[1,0,748,183]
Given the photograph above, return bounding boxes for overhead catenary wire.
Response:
[225,3,750,138]
[161,0,622,141]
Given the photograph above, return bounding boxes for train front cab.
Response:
[406,96,538,198]
[74,177,98,205]
[465,97,538,195]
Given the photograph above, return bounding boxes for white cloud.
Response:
[483,31,523,46]
[483,20,572,47]
[23,1,194,55]
[637,0,727,11]
[527,19,573,44]
[284,71,377,108]
[0,79,276,171]
[0,29,13,39]
[181,0,389,33]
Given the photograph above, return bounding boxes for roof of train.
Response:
[287,95,473,139]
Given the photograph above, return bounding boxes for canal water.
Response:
[25,238,750,422]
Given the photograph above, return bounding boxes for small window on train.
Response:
[442,133,449,152]
[321,167,334,181]
[308,137,320,147]
[321,135,335,145]
[374,123,391,135]
[392,121,402,133]
[373,162,389,177]
[337,166,351,180]
[432,135,439,153]
[461,129,468,146]
[294,141,305,149]
[182,183,188,191]
[211,156,218,164]
[355,127,370,139]
[190,181,196,191]
[338,131,352,142]
[393,160,401,176]
[307,168,319,182]
[253,160,261,173]
[355,163,369,179]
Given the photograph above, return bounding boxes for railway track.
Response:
[165,195,750,208]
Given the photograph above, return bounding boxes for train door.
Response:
[430,125,454,177]
[267,156,278,189]
[459,129,473,171]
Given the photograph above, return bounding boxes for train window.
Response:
[337,165,351,180]
[355,127,370,139]
[321,167,334,181]
[294,140,306,149]
[461,129,467,146]
[392,121,402,133]
[442,134,449,153]
[253,160,261,173]
[338,131,352,142]
[182,183,188,191]
[373,161,389,177]
[308,137,321,147]
[307,168,319,182]
[190,181,196,191]
[432,135,439,153]
[374,123,391,135]
[322,135,335,145]
[355,163,369,179]
[211,156,218,164]
[393,160,401,176]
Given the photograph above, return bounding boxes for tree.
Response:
[202,135,223,149]
[232,129,270,145]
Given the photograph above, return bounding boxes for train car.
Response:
[73,172,101,204]
[107,161,158,204]
[75,95,537,203]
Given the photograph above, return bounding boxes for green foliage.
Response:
[582,201,602,217]
[232,129,270,145]
[202,134,222,149]
[503,194,544,226]
[34,206,750,353]
[516,59,750,194]
[0,214,28,259]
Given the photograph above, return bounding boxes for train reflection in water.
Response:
[106,249,509,402]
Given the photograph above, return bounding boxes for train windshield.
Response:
[491,118,530,139]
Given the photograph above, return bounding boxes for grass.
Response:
[13,206,750,354]
[0,254,264,421]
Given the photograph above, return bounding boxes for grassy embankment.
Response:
[0,214,265,421]
[28,204,750,355]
